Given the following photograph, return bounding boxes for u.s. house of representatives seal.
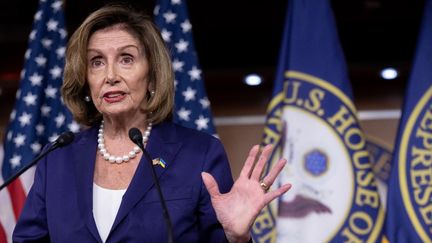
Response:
[256,71,384,242]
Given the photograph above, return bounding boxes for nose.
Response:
[105,62,120,85]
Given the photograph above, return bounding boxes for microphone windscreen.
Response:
[128,127,143,144]
[56,131,75,147]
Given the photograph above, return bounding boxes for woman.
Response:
[13,5,291,243]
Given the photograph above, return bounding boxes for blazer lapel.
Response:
[73,126,101,242]
[111,122,182,232]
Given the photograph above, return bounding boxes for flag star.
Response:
[45,85,58,98]
[56,46,65,58]
[171,0,181,4]
[10,155,22,169]
[59,28,67,39]
[36,124,45,135]
[182,87,196,101]
[34,10,42,21]
[18,112,32,127]
[29,72,43,86]
[25,49,31,59]
[55,113,65,127]
[31,142,42,154]
[177,107,191,121]
[175,39,189,53]
[172,59,184,72]
[20,69,26,79]
[195,115,209,131]
[161,29,172,42]
[16,89,21,99]
[35,54,47,67]
[68,121,80,133]
[46,19,58,31]
[51,0,63,12]
[200,97,210,109]
[49,66,62,79]
[10,109,16,120]
[7,131,12,141]
[49,133,59,142]
[181,20,192,33]
[163,11,177,24]
[23,92,37,106]
[188,66,202,81]
[14,133,26,147]
[41,38,53,49]
[174,79,178,88]
[41,104,51,116]
[153,5,160,16]
[30,30,37,40]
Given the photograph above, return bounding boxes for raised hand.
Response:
[202,144,292,243]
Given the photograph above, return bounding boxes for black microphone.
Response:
[50,131,75,149]
[129,128,173,243]
[0,131,75,191]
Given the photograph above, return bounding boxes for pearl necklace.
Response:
[97,120,152,164]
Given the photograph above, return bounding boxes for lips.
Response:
[278,194,332,218]
[103,91,126,103]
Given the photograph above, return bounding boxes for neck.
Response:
[102,115,148,138]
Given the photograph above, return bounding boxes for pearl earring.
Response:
[84,96,91,102]
[150,90,155,97]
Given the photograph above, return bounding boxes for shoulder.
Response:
[46,126,98,159]
[153,122,227,164]
[155,121,220,145]
[68,125,99,145]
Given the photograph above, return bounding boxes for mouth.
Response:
[102,91,126,103]
[278,194,332,218]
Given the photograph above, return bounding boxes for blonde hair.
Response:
[62,5,174,126]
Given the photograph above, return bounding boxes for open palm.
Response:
[202,145,292,243]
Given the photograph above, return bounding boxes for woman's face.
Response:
[86,26,150,119]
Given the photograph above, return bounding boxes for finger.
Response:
[264,183,292,205]
[250,144,274,181]
[261,158,287,187]
[239,145,260,178]
[201,172,221,198]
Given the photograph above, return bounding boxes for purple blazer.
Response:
[13,122,233,242]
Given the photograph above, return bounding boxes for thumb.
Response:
[201,172,220,198]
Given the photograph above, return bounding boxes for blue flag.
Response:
[0,0,78,239]
[153,0,216,135]
[252,0,384,242]
[384,0,432,241]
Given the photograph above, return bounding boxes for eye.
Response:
[89,57,104,68]
[120,54,134,65]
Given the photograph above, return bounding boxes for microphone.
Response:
[0,131,75,191]
[51,131,75,149]
[129,128,173,243]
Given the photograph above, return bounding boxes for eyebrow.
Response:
[87,44,141,54]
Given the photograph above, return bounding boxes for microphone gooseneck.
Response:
[0,131,75,191]
[128,127,173,243]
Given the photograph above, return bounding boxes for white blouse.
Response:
[92,183,126,243]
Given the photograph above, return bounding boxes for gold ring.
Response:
[260,181,269,192]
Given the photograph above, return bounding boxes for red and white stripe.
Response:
[0,144,35,243]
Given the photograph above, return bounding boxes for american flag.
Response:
[0,0,78,241]
[154,0,217,135]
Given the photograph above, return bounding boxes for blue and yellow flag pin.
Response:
[152,158,166,168]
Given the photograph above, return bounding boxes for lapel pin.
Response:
[152,158,167,168]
